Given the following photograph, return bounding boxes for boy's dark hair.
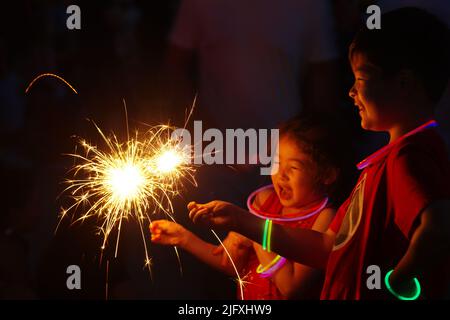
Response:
[279,113,355,204]
[349,7,449,104]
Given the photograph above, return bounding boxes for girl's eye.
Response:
[288,166,300,170]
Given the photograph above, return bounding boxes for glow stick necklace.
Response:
[247,185,328,222]
[357,120,438,170]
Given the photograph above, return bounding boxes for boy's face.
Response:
[349,53,401,131]
[271,137,323,209]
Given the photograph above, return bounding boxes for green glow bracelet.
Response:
[384,269,421,300]
[262,219,272,252]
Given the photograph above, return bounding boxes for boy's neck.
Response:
[388,106,434,143]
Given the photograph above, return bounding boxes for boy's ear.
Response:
[397,69,417,92]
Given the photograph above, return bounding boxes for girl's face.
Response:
[271,137,324,209]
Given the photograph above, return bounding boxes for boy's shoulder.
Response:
[390,128,449,162]
[386,128,450,186]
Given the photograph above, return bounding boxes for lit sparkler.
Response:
[25,73,195,265]
[27,73,245,298]
[60,123,195,268]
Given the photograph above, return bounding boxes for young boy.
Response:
[188,7,450,299]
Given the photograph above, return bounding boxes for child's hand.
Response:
[188,200,239,229]
[212,232,252,267]
[150,220,191,247]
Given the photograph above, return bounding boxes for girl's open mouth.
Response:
[279,184,292,201]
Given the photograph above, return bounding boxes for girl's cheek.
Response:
[271,174,277,185]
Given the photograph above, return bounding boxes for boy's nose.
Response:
[349,84,357,99]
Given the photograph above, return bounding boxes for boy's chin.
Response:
[360,117,378,131]
[360,119,370,130]
[361,123,386,134]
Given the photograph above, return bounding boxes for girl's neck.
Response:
[281,195,326,216]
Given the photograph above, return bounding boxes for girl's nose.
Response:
[279,166,289,181]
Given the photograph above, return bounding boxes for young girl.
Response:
[150,115,352,299]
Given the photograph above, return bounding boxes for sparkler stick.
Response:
[210,230,245,300]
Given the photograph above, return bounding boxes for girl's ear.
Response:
[323,167,339,186]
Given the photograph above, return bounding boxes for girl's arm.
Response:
[150,220,250,276]
[252,208,335,298]
[183,231,250,276]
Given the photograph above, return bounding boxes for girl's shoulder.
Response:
[311,207,336,232]
[253,188,277,209]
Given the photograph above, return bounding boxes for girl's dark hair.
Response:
[279,113,356,205]
[349,7,449,104]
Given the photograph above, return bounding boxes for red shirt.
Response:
[240,192,322,300]
[321,128,450,300]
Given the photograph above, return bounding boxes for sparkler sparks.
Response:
[61,122,244,298]
[60,123,196,266]
[27,73,245,298]
[26,73,78,94]
[155,150,184,174]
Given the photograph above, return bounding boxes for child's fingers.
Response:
[196,207,212,215]
[190,209,203,223]
[187,201,198,210]
[211,245,223,256]
[150,229,162,239]
[151,228,161,235]
[151,234,161,243]
[188,207,199,220]
[191,207,212,224]
[189,201,220,222]
[150,220,165,232]
[188,205,210,220]
[188,201,211,211]
[150,220,174,236]
[220,251,229,267]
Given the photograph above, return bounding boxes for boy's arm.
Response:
[252,208,335,298]
[389,199,450,298]
[252,244,324,298]
[189,201,336,269]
